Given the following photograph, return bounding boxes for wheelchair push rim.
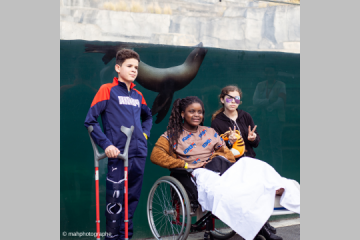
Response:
[147,176,191,240]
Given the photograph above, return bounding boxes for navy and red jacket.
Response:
[84,77,153,158]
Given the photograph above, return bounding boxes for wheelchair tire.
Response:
[209,219,236,240]
[147,176,191,240]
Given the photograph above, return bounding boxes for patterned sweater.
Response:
[150,126,235,169]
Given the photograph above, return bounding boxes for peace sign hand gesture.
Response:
[228,126,237,145]
[248,125,257,142]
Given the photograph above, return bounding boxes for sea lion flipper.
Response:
[155,97,173,124]
[151,92,174,124]
[102,50,117,65]
[85,44,137,65]
[84,44,117,64]
[151,91,170,115]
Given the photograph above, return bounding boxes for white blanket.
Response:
[192,157,300,240]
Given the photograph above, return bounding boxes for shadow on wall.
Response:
[252,66,286,172]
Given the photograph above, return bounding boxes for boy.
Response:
[84,49,153,240]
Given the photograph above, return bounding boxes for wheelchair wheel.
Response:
[209,218,236,240]
[147,176,191,240]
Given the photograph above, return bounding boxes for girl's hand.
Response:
[228,126,237,145]
[188,161,207,169]
[248,125,257,142]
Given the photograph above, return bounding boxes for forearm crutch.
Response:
[88,125,134,240]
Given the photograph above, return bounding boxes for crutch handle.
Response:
[116,126,134,167]
[88,125,134,167]
[88,126,107,168]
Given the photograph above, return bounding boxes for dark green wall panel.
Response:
[60,40,300,239]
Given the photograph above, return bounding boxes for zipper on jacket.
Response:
[230,118,242,137]
[129,89,138,156]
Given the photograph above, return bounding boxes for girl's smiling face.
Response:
[181,102,204,130]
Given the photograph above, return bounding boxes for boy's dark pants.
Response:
[104,156,146,240]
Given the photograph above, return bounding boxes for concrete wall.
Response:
[60,0,300,53]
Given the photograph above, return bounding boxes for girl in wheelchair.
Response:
[150,96,300,240]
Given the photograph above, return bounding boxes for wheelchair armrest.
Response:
[169,168,194,174]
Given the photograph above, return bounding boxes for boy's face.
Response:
[115,58,139,83]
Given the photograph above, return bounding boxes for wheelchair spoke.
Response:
[153,190,166,209]
[156,218,167,236]
[171,218,181,236]
[155,212,169,230]
[159,183,172,213]
[155,185,166,208]
[152,203,164,216]
[152,211,163,217]
[167,214,177,236]
[165,214,174,237]
[160,183,172,211]
[159,186,169,211]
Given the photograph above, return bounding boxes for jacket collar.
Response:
[113,77,136,89]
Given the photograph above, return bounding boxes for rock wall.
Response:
[60,0,300,53]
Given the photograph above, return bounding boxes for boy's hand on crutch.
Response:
[248,125,257,142]
[105,145,121,158]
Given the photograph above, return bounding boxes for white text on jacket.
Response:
[118,96,140,108]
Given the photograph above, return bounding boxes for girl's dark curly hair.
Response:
[167,96,205,154]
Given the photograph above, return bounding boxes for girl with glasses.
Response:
[211,85,260,160]
[211,86,285,239]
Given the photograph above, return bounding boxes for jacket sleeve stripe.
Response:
[133,88,147,105]
[91,83,117,107]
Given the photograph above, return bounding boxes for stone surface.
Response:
[201,35,219,48]
[223,7,248,17]
[150,33,198,46]
[284,42,300,49]
[60,21,102,40]
[244,7,266,48]
[258,38,276,49]
[59,0,300,53]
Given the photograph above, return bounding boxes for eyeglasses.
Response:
[225,94,241,104]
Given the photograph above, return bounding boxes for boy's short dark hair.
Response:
[116,49,140,66]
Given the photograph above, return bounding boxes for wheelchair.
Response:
[146,168,268,240]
